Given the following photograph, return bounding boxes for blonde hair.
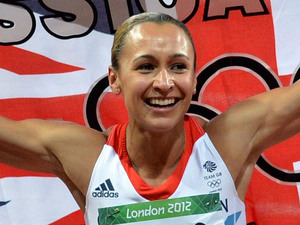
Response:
[111,12,196,71]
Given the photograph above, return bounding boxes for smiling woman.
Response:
[90,12,245,225]
[108,14,197,135]
[0,11,300,225]
[86,12,300,225]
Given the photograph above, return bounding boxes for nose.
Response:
[153,69,174,93]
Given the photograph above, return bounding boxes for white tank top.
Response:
[85,116,246,225]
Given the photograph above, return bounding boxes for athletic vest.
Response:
[85,116,246,225]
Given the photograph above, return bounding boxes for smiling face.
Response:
[109,22,197,133]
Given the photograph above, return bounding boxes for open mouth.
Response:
[145,98,178,108]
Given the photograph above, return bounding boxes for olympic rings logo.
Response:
[207,179,222,188]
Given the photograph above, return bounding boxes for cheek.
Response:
[121,78,149,100]
[177,76,195,93]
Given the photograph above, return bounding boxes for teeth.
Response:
[149,99,175,106]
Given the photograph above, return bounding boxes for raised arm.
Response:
[204,80,300,198]
[0,116,106,209]
[0,117,62,173]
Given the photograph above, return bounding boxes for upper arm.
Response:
[252,83,300,151]
[0,118,61,174]
[0,118,106,177]
[0,117,107,206]
[205,80,300,179]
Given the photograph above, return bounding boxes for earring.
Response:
[114,88,120,94]
[193,88,196,94]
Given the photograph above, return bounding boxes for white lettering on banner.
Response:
[105,0,131,33]
[293,161,300,205]
[167,201,191,213]
[0,0,270,44]
[40,0,97,39]
[204,0,268,20]
[144,0,177,19]
[99,195,219,224]
[126,205,165,219]
[126,201,193,219]
[0,3,35,45]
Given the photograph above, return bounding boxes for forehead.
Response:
[123,22,193,56]
[130,22,188,41]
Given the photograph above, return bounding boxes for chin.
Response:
[146,117,184,133]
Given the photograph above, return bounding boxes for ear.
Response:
[108,66,121,95]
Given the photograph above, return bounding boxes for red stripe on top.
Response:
[107,115,205,200]
[49,210,84,225]
[0,46,84,75]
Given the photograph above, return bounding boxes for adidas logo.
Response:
[92,179,119,198]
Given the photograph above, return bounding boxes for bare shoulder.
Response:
[190,115,208,128]
[41,120,107,168]
[20,119,107,156]
[191,82,300,199]
[24,119,107,194]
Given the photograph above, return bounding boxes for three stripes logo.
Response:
[92,179,119,198]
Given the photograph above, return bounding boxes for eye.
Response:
[171,63,187,72]
[137,63,155,73]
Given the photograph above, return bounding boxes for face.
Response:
[109,22,197,133]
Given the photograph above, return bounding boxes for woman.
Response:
[0,12,299,225]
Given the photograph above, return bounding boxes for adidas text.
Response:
[92,191,119,198]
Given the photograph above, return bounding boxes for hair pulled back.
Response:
[111,12,196,71]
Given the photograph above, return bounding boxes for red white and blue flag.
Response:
[0,0,299,224]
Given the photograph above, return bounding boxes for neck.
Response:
[126,120,186,186]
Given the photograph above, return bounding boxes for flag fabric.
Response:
[0,1,299,224]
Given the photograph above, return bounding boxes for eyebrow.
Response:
[170,53,190,61]
[133,53,190,63]
[133,54,155,63]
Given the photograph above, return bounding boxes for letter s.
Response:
[136,0,199,23]
[0,2,35,45]
[39,0,97,39]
